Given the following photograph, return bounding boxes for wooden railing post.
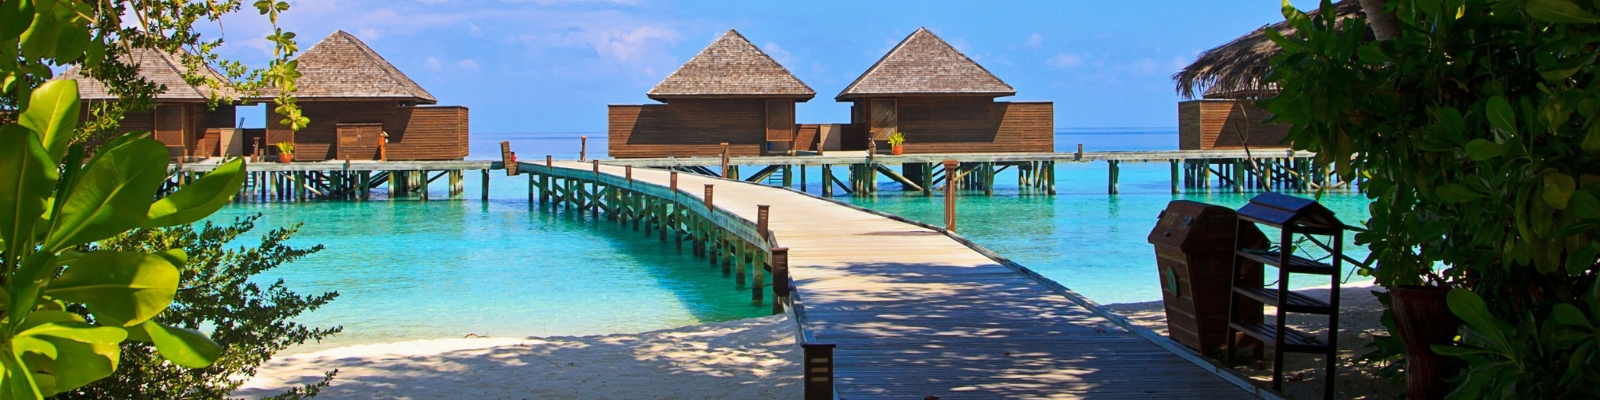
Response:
[771,247,788,315]
[720,142,730,178]
[671,170,679,193]
[625,165,633,182]
[579,135,587,161]
[592,160,600,178]
[757,205,770,240]
[943,159,958,232]
[1076,143,1084,161]
[802,342,837,400]
[546,155,552,169]
[704,184,714,211]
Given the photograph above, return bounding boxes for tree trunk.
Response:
[1360,0,1401,40]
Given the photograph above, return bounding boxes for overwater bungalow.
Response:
[58,48,246,159]
[1171,0,1362,150]
[836,27,1053,154]
[265,30,469,162]
[608,29,815,158]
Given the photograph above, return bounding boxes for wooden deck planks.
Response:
[549,161,1255,399]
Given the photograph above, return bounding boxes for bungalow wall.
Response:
[1178,99,1290,150]
[81,102,235,157]
[268,102,469,161]
[846,97,1053,153]
[608,99,775,158]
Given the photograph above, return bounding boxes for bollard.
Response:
[720,142,730,178]
[671,170,679,193]
[943,159,958,232]
[704,184,714,211]
[626,165,633,182]
[802,343,837,400]
[771,247,789,315]
[580,135,587,161]
[757,205,770,240]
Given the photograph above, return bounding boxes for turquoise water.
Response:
[224,129,1373,349]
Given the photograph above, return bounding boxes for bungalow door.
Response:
[869,98,897,141]
[765,100,795,153]
[336,123,384,161]
[154,104,186,158]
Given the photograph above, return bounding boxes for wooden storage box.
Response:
[1148,200,1268,355]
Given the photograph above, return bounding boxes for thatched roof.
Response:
[836,27,1014,101]
[647,29,814,101]
[1172,0,1366,100]
[57,47,240,101]
[290,30,437,103]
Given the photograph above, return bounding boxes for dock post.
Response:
[625,165,633,182]
[1108,160,1120,195]
[481,169,490,202]
[802,343,837,400]
[1075,144,1083,161]
[782,165,792,188]
[771,247,788,315]
[757,205,770,241]
[704,184,714,211]
[720,142,730,178]
[671,170,679,193]
[579,135,587,161]
[800,165,807,192]
[821,165,834,197]
[419,171,430,201]
[528,172,536,204]
[1171,159,1181,194]
[1233,159,1245,193]
[943,159,958,232]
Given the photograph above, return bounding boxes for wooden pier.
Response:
[170,159,503,202]
[521,160,1279,399]
[605,149,1354,196]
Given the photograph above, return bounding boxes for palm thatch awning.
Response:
[289,30,437,103]
[57,47,240,101]
[836,27,1014,101]
[647,29,814,101]
[1172,0,1365,100]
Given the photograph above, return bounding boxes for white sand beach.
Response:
[234,315,801,399]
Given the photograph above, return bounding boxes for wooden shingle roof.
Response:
[58,47,240,101]
[647,29,814,101]
[291,30,437,103]
[1172,0,1364,100]
[836,28,1015,101]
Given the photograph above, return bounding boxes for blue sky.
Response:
[214,0,1299,133]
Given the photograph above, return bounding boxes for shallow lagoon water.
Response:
[225,130,1373,349]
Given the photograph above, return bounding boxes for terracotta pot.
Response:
[278,153,292,163]
[891,146,904,155]
[1390,285,1462,400]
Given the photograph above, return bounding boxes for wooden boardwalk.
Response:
[540,161,1264,399]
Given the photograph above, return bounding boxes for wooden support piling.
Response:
[944,159,958,232]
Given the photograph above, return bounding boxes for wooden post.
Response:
[481,169,490,201]
[704,184,714,211]
[757,205,770,240]
[720,142,730,178]
[579,135,587,161]
[771,247,788,315]
[1171,159,1181,194]
[943,159,957,232]
[671,170,679,193]
[1108,160,1121,195]
[1075,143,1084,161]
[528,172,536,203]
[500,141,518,176]
[625,165,633,182]
[592,160,600,178]
[822,165,833,197]
[802,343,837,400]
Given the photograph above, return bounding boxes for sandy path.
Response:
[234,315,800,399]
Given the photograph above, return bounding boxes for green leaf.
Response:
[41,139,167,252]
[1465,139,1505,161]
[1551,303,1594,328]
[1527,0,1600,23]
[15,322,125,395]
[1486,96,1518,136]
[18,7,61,59]
[1431,344,1492,357]
[143,158,247,228]
[51,24,88,64]
[139,322,222,368]
[1448,289,1506,344]
[17,79,80,163]
[1571,191,1600,219]
[0,0,34,39]
[1357,43,1393,64]
[43,251,181,327]
[1545,172,1577,210]
[1583,121,1600,152]
[0,125,60,254]
[1436,183,1485,202]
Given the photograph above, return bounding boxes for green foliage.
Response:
[0,79,249,398]
[1263,0,1600,397]
[57,215,339,399]
[275,142,295,155]
[887,132,906,147]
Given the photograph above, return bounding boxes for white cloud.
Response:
[355,28,384,40]
[469,22,482,37]
[424,56,444,70]
[1027,33,1043,48]
[455,59,479,70]
[1048,53,1085,68]
[762,41,795,66]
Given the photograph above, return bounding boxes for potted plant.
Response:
[888,132,905,155]
[275,142,295,163]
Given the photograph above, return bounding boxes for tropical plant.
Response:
[60,215,339,399]
[887,132,906,147]
[1262,0,1600,397]
[1,79,248,398]
[275,142,296,156]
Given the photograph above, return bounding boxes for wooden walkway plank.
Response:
[540,161,1264,399]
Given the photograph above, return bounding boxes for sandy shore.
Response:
[1103,282,1403,400]
[234,315,800,399]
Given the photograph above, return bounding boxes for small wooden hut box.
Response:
[1148,200,1267,355]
